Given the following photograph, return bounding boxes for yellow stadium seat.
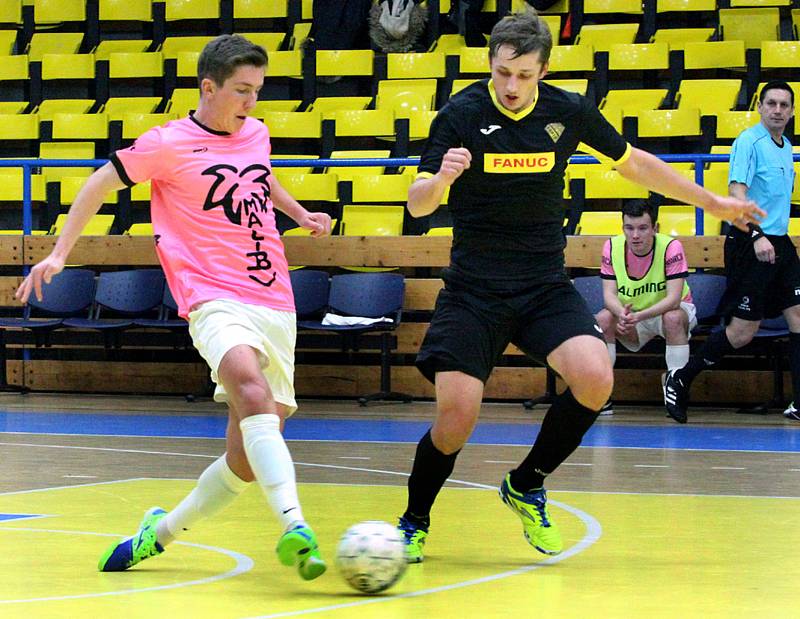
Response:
[676,80,742,115]
[657,205,697,236]
[176,51,200,77]
[0,30,16,55]
[433,34,468,53]
[270,153,318,175]
[0,113,39,139]
[262,111,321,138]
[316,49,374,77]
[408,109,437,140]
[719,8,779,49]
[251,100,301,115]
[585,169,649,199]
[0,229,47,235]
[234,0,288,18]
[0,169,46,202]
[707,144,732,171]
[0,1,22,24]
[794,9,800,39]
[789,219,800,234]
[165,0,219,20]
[0,54,27,81]
[657,0,715,11]
[266,50,302,78]
[576,211,621,235]
[308,97,373,120]
[240,32,286,52]
[388,52,446,79]
[40,141,95,182]
[760,41,800,70]
[161,36,214,59]
[289,21,311,50]
[731,0,788,5]
[701,167,730,194]
[716,111,760,139]
[109,52,164,78]
[41,53,95,83]
[351,174,412,203]
[548,45,595,73]
[334,110,395,138]
[102,97,162,120]
[0,102,27,114]
[36,99,94,120]
[34,0,85,23]
[584,0,642,12]
[608,43,669,70]
[125,223,154,235]
[450,78,480,97]
[376,79,437,116]
[649,28,715,50]
[274,172,338,202]
[599,89,668,119]
[99,0,151,21]
[341,205,405,236]
[121,113,177,139]
[683,40,746,70]
[638,108,701,137]
[301,0,312,18]
[131,181,151,202]
[50,213,115,234]
[327,150,391,182]
[456,47,489,75]
[575,23,639,52]
[167,88,198,117]
[51,113,109,140]
[27,33,83,61]
[425,226,453,236]
[93,39,150,61]
[750,81,800,110]
[544,78,589,95]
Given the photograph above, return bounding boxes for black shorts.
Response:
[720,229,800,321]
[415,275,604,384]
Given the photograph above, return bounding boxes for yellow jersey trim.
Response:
[487,79,538,121]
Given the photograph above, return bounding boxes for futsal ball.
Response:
[336,520,408,594]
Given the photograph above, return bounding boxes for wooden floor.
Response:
[0,394,798,618]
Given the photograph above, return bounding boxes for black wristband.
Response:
[747,223,765,242]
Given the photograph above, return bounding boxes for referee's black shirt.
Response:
[418,78,630,292]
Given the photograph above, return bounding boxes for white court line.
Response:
[711,466,747,470]
[337,456,370,460]
[633,464,669,468]
[562,462,593,466]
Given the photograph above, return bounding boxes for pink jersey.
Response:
[112,115,294,318]
[600,237,692,303]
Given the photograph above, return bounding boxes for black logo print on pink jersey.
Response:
[201,163,271,226]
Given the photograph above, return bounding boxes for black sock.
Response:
[677,328,735,387]
[509,389,599,492]
[789,333,800,405]
[404,430,459,527]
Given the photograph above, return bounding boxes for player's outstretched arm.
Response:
[407,147,471,218]
[615,148,765,231]
[270,175,331,237]
[16,163,126,304]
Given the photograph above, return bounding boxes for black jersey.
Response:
[419,78,630,290]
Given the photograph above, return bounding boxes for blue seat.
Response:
[63,269,166,348]
[296,272,412,405]
[133,283,190,340]
[0,268,96,390]
[290,269,330,320]
[686,273,726,332]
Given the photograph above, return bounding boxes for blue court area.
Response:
[1,410,798,452]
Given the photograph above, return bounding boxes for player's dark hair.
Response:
[759,80,794,106]
[621,199,657,225]
[488,9,553,64]
[197,34,267,88]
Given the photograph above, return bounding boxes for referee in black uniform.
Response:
[396,10,764,563]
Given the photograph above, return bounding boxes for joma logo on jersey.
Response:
[484,152,555,173]
[618,281,666,296]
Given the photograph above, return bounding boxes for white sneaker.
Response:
[598,400,614,416]
[784,402,800,421]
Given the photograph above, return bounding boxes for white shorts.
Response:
[618,301,698,352]
[188,299,297,414]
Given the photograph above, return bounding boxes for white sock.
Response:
[606,342,617,366]
[666,344,690,371]
[239,413,305,530]
[157,454,250,546]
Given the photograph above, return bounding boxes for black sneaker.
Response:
[598,400,614,416]
[663,370,689,424]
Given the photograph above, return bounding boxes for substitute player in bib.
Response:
[664,81,800,424]
[16,35,332,580]
[396,10,763,562]
[595,200,695,416]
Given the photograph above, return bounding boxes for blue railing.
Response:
[4,153,800,235]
